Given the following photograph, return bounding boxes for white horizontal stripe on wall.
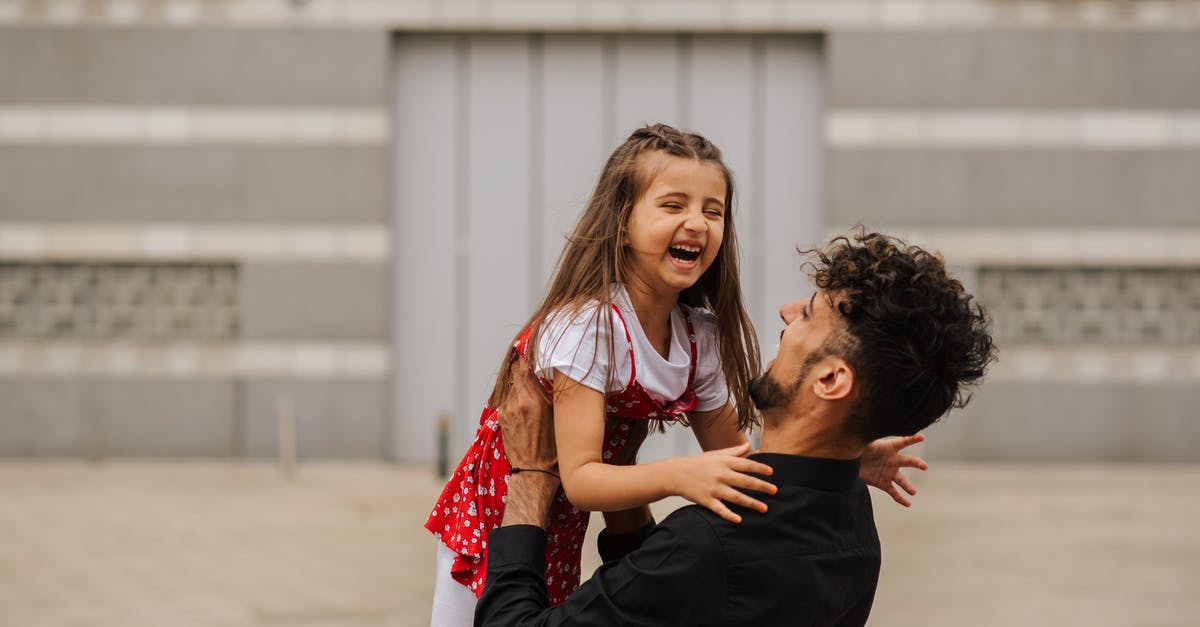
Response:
[0,106,388,145]
[824,227,1200,267]
[988,345,1200,384]
[0,341,388,378]
[0,224,389,262]
[2,0,1199,30]
[827,110,1200,149]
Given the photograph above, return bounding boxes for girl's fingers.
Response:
[713,442,753,457]
[722,489,768,514]
[886,485,912,507]
[729,458,774,477]
[893,433,925,450]
[895,473,918,496]
[707,500,743,524]
[898,455,929,471]
[728,474,777,496]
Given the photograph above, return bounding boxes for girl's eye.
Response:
[704,209,724,218]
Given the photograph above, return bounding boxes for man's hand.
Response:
[497,355,559,528]
[860,434,928,507]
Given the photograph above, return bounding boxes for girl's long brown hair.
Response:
[489,123,762,431]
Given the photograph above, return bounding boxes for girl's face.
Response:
[624,152,727,297]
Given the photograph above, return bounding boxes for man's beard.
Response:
[748,369,801,411]
[748,355,820,411]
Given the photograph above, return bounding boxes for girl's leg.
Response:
[430,542,478,627]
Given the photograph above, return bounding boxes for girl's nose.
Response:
[683,207,708,232]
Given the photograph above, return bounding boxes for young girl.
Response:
[426,124,918,625]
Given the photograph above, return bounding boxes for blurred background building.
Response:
[1,0,1198,464]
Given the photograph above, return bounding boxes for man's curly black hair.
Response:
[804,228,996,442]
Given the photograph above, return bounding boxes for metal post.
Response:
[437,414,451,478]
[276,396,298,480]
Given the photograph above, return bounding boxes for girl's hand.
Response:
[860,434,928,507]
[670,442,776,524]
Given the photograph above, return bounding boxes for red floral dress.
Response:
[425,304,699,605]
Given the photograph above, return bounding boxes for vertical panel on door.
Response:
[393,35,460,461]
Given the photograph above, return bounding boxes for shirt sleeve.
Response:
[533,302,624,394]
[689,309,730,412]
[476,509,727,627]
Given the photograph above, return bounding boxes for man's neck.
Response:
[758,409,864,460]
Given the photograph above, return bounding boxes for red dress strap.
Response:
[682,308,698,389]
[608,304,638,387]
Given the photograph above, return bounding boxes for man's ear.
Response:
[811,357,854,401]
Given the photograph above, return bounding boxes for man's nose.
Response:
[779,299,805,324]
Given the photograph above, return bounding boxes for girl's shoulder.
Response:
[678,302,719,338]
[542,297,614,330]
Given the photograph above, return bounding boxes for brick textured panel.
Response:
[0,26,388,106]
[926,382,1200,462]
[0,262,238,340]
[830,31,1200,109]
[0,145,387,223]
[829,149,1200,227]
[978,268,1200,344]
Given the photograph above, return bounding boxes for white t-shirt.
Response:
[533,286,729,413]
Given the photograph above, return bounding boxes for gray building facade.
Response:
[1,0,1198,462]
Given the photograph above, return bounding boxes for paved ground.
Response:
[0,460,1197,627]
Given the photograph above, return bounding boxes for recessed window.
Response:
[0,262,238,340]
[977,268,1200,344]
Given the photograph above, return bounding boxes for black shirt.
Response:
[476,453,882,627]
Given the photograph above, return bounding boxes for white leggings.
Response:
[430,542,478,627]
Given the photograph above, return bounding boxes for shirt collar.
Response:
[749,452,862,491]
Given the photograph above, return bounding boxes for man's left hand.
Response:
[860,434,928,507]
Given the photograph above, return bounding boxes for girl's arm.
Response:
[689,401,748,452]
[553,372,777,524]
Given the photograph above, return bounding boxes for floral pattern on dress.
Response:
[425,306,698,606]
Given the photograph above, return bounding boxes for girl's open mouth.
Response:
[668,244,701,263]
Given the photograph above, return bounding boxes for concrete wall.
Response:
[825,29,1200,461]
[0,25,391,459]
[2,0,1198,461]
[390,33,823,461]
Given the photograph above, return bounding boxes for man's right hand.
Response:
[497,355,560,528]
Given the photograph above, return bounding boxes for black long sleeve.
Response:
[475,511,725,627]
[475,454,881,627]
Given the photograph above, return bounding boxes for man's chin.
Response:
[748,373,783,411]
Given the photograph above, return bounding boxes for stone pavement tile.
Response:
[1,461,1198,626]
[867,463,1200,627]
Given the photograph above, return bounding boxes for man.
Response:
[476,230,995,626]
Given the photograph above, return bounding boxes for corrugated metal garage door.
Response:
[391,34,822,463]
